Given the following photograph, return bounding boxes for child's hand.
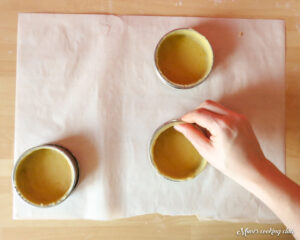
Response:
[175,100,266,183]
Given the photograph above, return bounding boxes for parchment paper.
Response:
[14,13,285,222]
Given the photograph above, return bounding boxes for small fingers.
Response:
[181,108,222,135]
[174,123,211,155]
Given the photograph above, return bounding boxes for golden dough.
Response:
[151,123,206,180]
[156,29,213,86]
[15,148,73,205]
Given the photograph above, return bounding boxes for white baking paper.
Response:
[14,13,285,222]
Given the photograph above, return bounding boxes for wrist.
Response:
[233,156,271,191]
[240,158,287,203]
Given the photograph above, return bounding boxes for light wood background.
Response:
[0,0,299,239]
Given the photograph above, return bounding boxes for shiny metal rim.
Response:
[149,120,207,182]
[154,28,214,90]
[12,144,80,208]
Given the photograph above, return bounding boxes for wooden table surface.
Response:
[1,0,300,239]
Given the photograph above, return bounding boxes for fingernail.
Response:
[174,125,184,132]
